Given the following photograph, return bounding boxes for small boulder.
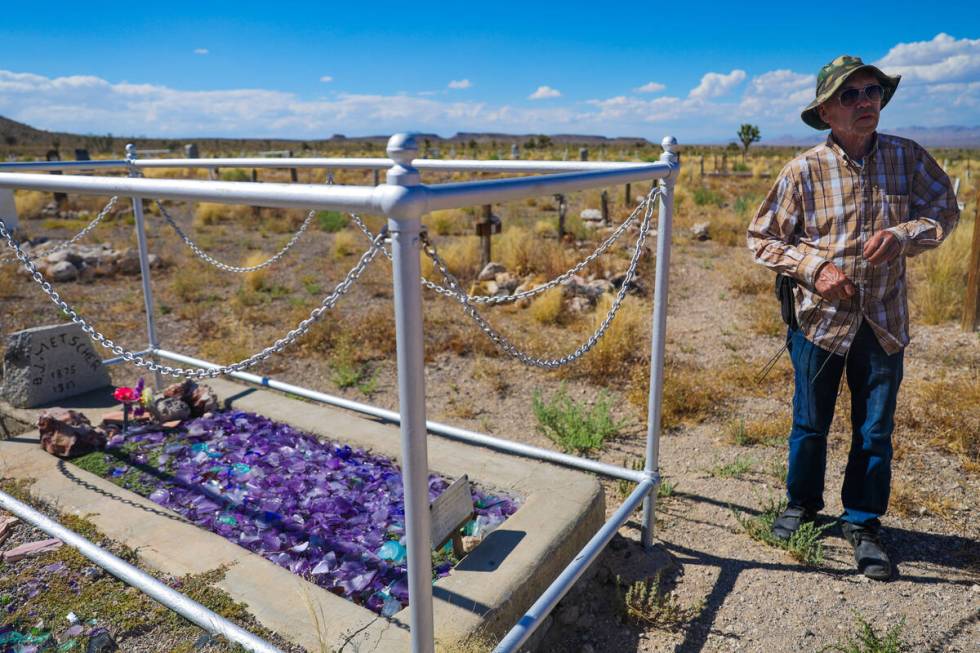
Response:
[47,260,79,282]
[115,249,141,274]
[188,383,219,416]
[478,262,506,282]
[580,208,603,222]
[38,408,106,458]
[691,221,711,241]
[150,397,191,423]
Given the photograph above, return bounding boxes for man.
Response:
[746,55,959,580]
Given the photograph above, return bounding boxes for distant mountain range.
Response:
[2,115,979,154]
[764,125,980,148]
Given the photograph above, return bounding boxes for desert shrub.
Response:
[497,226,536,275]
[532,385,623,454]
[426,209,468,236]
[573,295,647,382]
[821,615,908,653]
[617,572,699,630]
[219,168,251,182]
[529,287,564,324]
[907,214,972,324]
[733,496,830,566]
[242,252,270,291]
[193,202,236,228]
[692,186,725,207]
[316,210,347,232]
[331,231,359,259]
[533,219,557,238]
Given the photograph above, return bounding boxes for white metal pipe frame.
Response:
[0,133,679,653]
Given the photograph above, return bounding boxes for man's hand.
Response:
[815,262,857,301]
[863,230,901,266]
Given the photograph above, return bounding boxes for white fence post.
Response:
[0,188,17,232]
[385,133,435,653]
[641,136,679,550]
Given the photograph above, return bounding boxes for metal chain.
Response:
[0,217,384,379]
[420,189,659,368]
[349,186,659,305]
[155,200,315,273]
[0,196,120,265]
[124,162,315,273]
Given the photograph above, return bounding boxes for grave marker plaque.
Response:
[1,324,110,408]
[430,474,474,555]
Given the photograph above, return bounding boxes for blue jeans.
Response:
[785,320,903,527]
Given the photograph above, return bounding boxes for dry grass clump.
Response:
[723,254,771,297]
[331,230,360,260]
[533,218,557,238]
[566,295,647,383]
[897,372,980,470]
[420,236,481,283]
[907,214,973,324]
[725,415,790,446]
[744,294,784,336]
[425,209,469,236]
[890,480,957,520]
[529,287,564,324]
[497,225,536,275]
[14,190,51,217]
[243,252,270,291]
[0,268,22,299]
[193,202,250,228]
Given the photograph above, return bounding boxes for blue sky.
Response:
[1,1,978,142]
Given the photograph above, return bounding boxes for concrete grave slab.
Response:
[0,377,604,651]
[1,323,111,408]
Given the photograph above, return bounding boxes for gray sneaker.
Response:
[842,522,892,581]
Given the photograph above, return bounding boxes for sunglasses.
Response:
[838,84,884,107]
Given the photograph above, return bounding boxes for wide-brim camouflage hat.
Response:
[801,55,901,130]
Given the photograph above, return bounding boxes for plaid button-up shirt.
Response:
[747,133,959,355]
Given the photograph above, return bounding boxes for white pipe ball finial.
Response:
[661,136,678,154]
[125,143,137,159]
[387,133,418,167]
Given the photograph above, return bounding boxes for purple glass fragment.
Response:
[98,409,520,614]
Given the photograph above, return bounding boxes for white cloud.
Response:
[319,75,333,83]
[688,69,746,99]
[633,81,665,93]
[739,69,815,122]
[448,79,472,89]
[193,48,209,55]
[529,85,561,100]
[876,33,980,84]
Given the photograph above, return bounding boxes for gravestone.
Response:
[184,143,200,159]
[579,147,589,161]
[430,474,474,556]
[1,324,110,408]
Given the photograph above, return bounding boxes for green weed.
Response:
[616,571,700,630]
[820,615,909,653]
[732,497,830,566]
[316,210,348,232]
[710,456,754,479]
[532,385,624,454]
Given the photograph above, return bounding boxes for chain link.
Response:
[0,196,120,265]
[0,217,384,379]
[420,187,660,368]
[125,162,315,273]
[349,186,659,305]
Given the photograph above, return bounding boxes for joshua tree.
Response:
[737,123,761,157]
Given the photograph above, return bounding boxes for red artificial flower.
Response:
[113,387,140,403]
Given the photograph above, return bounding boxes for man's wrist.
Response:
[884,226,909,255]
[798,254,830,288]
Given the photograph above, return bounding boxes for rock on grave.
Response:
[580,208,603,222]
[37,408,106,457]
[1,323,111,408]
